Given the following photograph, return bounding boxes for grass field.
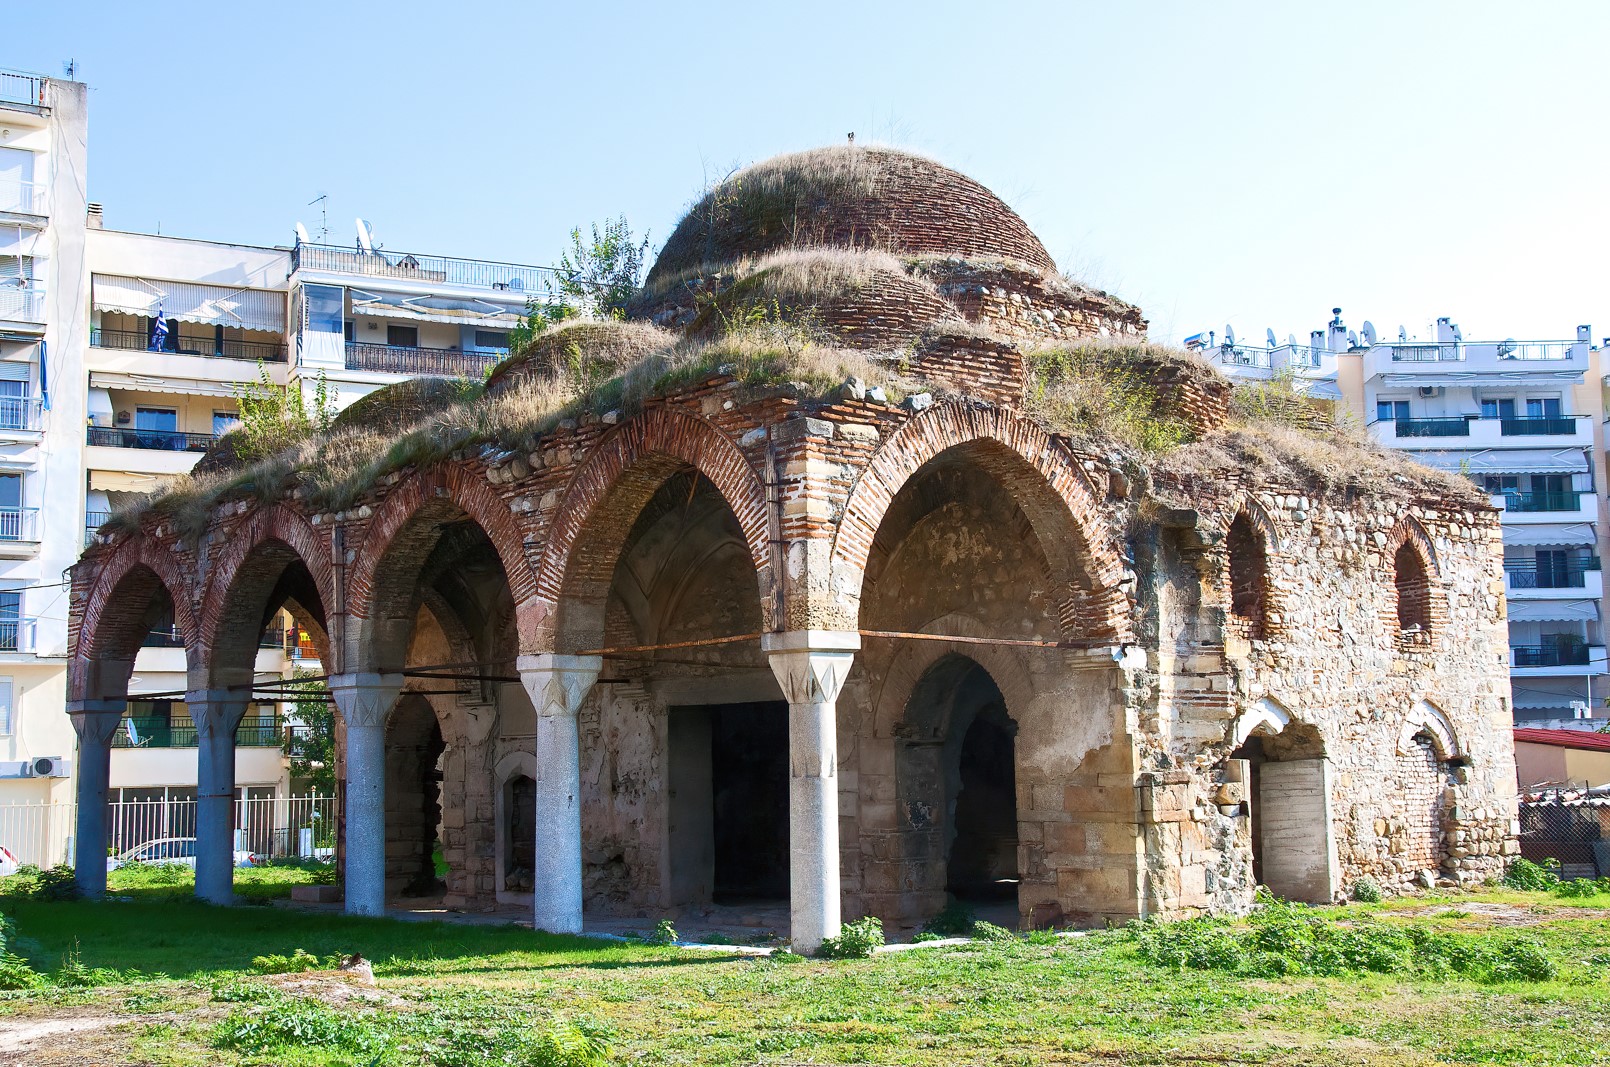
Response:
[0,867,1608,1065]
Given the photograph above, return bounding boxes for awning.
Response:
[349,289,520,326]
[93,275,285,333]
[1505,523,1597,546]
[89,371,240,399]
[1508,600,1600,623]
[1379,373,1585,387]
[1298,379,1343,401]
[1409,447,1588,474]
[88,469,166,493]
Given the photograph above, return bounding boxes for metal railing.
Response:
[0,396,42,432]
[344,341,501,378]
[0,179,47,216]
[1502,491,1583,513]
[0,507,38,542]
[1389,343,1462,363]
[0,70,46,108]
[1505,558,1601,589]
[293,242,556,293]
[85,510,111,547]
[1512,644,1594,667]
[86,425,216,452]
[105,795,336,862]
[1499,417,1579,437]
[1394,417,1471,438]
[91,327,288,363]
[0,286,45,324]
[1216,345,1271,368]
[0,618,37,653]
[111,714,283,749]
[1389,340,1580,363]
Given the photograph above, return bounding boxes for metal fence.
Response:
[344,341,501,378]
[90,327,287,363]
[0,795,337,869]
[293,242,556,293]
[1519,794,1608,879]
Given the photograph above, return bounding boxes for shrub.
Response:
[1553,876,1610,899]
[1502,858,1561,892]
[646,920,678,947]
[1351,878,1384,903]
[817,916,884,959]
[970,920,1015,942]
[212,997,384,1056]
[523,1016,615,1067]
[249,948,322,975]
[0,955,41,990]
[923,901,976,937]
[911,931,945,943]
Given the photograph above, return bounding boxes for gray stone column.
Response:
[328,673,403,917]
[517,654,602,934]
[69,701,124,898]
[189,690,250,905]
[763,630,859,955]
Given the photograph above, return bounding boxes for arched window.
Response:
[1394,541,1430,633]
[1226,514,1268,638]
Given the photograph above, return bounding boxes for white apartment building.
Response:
[0,68,543,860]
[1203,312,1607,732]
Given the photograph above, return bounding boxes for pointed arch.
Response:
[72,535,200,698]
[833,403,1130,642]
[1224,497,1280,640]
[1231,695,1294,747]
[199,504,335,672]
[532,405,771,651]
[1399,698,1462,761]
[1385,517,1442,639]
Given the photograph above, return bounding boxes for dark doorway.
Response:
[947,703,1019,900]
[504,774,535,892]
[712,701,789,901]
[385,695,446,898]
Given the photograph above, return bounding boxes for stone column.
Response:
[763,630,859,955]
[517,654,602,934]
[328,673,403,917]
[69,701,124,898]
[190,689,250,905]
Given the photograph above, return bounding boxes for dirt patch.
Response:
[260,966,404,1008]
[1384,901,1610,927]
[0,1010,130,1063]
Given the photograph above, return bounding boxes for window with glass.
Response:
[475,330,509,351]
[387,324,419,348]
[0,591,20,652]
[213,411,240,436]
[0,473,20,540]
[1376,400,1410,423]
[0,678,13,736]
[304,284,345,335]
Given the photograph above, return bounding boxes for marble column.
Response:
[190,688,250,904]
[328,673,403,917]
[69,700,125,898]
[763,630,859,955]
[516,654,601,934]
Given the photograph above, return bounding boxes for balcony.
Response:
[110,715,284,749]
[0,179,47,219]
[1394,417,1471,438]
[86,425,216,453]
[0,617,37,654]
[1505,560,1603,600]
[1491,491,1596,525]
[1210,342,1337,384]
[293,242,555,294]
[91,327,287,364]
[1366,338,1590,384]
[1371,415,1593,450]
[1510,643,1609,676]
[0,286,45,327]
[0,70,46,109]
[0,397,42,434]
[84,510,110,547]
[0,508,40,558]
[344,341,501,378]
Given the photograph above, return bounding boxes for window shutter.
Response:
[0,679,14,736]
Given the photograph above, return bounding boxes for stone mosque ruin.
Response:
[68,146,1520,951]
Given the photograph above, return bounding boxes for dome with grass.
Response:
[646,146,1055,289]
[330,377,474,436]
[485,320,675,397]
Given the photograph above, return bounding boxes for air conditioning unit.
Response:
[28,757,68,778]
[1417,386,1442,398]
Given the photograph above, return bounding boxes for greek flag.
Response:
[149,303,168,351]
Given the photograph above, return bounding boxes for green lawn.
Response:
[1,876,1608,1065]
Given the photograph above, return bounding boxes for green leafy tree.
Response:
[231,365,338,461]
[550,216,650,320]
[283,671,335,795]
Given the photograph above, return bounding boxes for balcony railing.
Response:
[0,397,41,432]
[91,328,288,363]
[1389,340,1579,363]
[1505,559,1601,589]
[0,507,38,542]
[86,426,216,453]
[110,715,284,749]
[0,286,45,324]
[85,510,111,547]
[1502,491,1582,513]
[344,341,501,378]
[1499,417,1578,437]
[293,242,557,293]
[1395,417,1471,438]
[0,618,37,653]
[0,180,47,216]
[0,70,46,108]
[1512,644,1592,668]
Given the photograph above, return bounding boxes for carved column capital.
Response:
[68,701,125,747]
[762,630,860,706]
[185,689,251,740]
[517,654,602,719]
[328,672,405,729]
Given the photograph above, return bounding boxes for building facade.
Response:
[1206,314,1606,731]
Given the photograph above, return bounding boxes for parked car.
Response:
[105,837,256,872]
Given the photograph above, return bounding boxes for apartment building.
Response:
[1204,312,1606,731]
[0,68,543,858]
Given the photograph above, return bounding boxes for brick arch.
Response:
[346,465,541,658]
[1400,698,1462,761]
[199,505,335,678]
[71,535,200,699]
[1384,516,1444,640]
[1385,516,1441,577]
[532,405,771,651]
[870,612,1038,737]
[833,402,1130,642]
[1223,495,1282,640]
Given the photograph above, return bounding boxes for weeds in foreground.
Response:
[817,915,884,959]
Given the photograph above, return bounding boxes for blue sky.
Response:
[14,1,1610,345]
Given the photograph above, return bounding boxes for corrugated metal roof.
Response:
[1514,728,1610,752]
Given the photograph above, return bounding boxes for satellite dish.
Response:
[1347,330,1358,347]
[1361,320,1377,346]
[294,222,311,246]
[1225,324,1236,346]
[1398,325,1408,342]
[1287,333,1297,346]
[1266,328,1278,347]
[355,218,376,254]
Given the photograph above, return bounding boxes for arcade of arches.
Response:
[70,396,1521,952]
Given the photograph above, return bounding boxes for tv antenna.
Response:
[63,59,76,79]
[306,194,328,243]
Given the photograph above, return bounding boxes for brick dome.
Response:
[646,146,1055,287]
[485,320,674,396]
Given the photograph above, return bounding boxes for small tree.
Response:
[231,365,338,461]
[550,216,650,320]
[283,670,335,795]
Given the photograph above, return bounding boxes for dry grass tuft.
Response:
[488,320,675,397]
[1021,341,1212,452]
